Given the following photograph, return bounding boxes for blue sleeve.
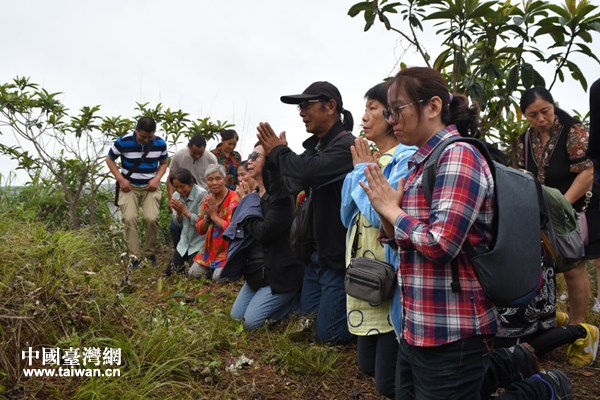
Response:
[108,138,122,160]
[385,149,414,194]
[340,162,383,229]
[340,169,360,228]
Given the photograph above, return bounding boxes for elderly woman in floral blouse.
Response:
[189,164,239,281]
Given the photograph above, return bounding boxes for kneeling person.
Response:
[226,145,304,329]
[166,168,208,276]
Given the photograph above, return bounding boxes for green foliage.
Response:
[348,0,600,155]
[132,102,235,150]
[0,76,234,230]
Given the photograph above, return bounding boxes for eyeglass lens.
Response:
[297,99,321,111]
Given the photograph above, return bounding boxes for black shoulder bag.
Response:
[114,141,155,207]
[345,218,397,306]
[289,130,350,262]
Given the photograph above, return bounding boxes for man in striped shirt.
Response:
[106,117,168,268]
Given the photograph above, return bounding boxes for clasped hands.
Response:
[256,122,287,156]
[235,181,253,200]
[355,137,405,220]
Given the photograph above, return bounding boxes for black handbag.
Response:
[290,189,313,262]
[344,219,396,305]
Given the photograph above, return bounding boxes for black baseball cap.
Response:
[280,81,344,111]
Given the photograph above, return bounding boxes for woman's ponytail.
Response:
[446,94,481,138]
[341,109,354,132]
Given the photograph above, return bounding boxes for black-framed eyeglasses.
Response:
[248,151,263,161]
[297,99,322,111]
[383,99,424,123]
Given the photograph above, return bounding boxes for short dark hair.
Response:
[519,86,573,121]
[136,116,156,133]
[365,82,389,109]
[169,168,196,185]
[365,82,394,136]
[188,135,207,148]
[221,129,239,141]
[238,160,249,171]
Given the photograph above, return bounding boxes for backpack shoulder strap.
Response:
[422,136,495,205]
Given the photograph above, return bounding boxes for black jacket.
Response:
[266,121,356,271]
[243,192,304,294]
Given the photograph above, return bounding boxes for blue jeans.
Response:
[231,283,300,330]
[357,332,398,399]
[396,335,494,400]
[300,251,354,345]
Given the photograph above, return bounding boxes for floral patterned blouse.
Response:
[195,189,240,269]
[212,144,241,190]
[516,115,592,185]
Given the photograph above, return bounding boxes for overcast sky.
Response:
[1,0,599,185]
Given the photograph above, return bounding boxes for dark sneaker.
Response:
[531,370,573,400]
[507,343,540,384]
[147,255,159,269]
[130,258,141,271]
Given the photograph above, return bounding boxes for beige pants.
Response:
[119,184,162,258]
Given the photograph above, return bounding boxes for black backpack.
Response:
[422,137,543,308]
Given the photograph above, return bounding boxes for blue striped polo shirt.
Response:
[108,131,168,185]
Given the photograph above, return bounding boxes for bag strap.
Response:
[525,130,530,171]
[123,139,155,180]
[581,185,593,212]
[351,217,360,258]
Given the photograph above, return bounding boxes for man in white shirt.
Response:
[167,135,218,246]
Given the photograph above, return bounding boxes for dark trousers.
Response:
[357,332,397,399]
[495,325,585,356]
[481,346,550,400]
[170,220,183,248]
[396,335,550,400]
[165,250,197,276]
[396,335,494,400]
[299,251,354,345]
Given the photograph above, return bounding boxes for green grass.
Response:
[0,206,362,399]
[3,198,599,399]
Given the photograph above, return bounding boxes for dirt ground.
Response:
[180,272,600,400]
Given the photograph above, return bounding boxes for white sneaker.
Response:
[593,298,600,313]
[559,292,568,303]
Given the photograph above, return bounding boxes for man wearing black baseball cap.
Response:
[257,81,355,345]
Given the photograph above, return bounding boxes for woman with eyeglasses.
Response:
[189,164,239,281]
[226,144,303,329]
[340,82,416,398]
[358,68,574,399]
[212,129,241,190]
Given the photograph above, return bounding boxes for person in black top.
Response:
[228,144,304,329]
[257,81,356,345]
[587,78,600,312]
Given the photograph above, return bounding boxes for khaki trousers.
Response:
[119,184,162,258]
